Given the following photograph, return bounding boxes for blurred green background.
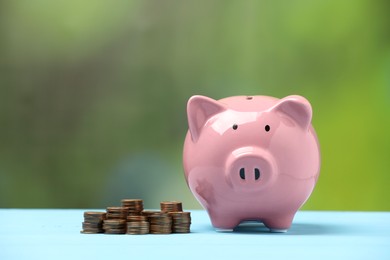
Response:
[0,0,389,210]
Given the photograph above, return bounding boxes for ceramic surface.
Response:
[183,95,321,231]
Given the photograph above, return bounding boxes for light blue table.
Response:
[0,209,389,259]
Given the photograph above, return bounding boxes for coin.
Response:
[141,211,161,216]
[106,207,129,219]
[82,222,103,228]
[81,211,106,234]
[103,219,126,226]
[121,199,144,214]
[106,212,128,219]
[80,230,104,234]
[169,211,191,233]
[81,199,191,235]
[126,221,150,235]
[160,201,183,213]
[104,229,126,234]
[149,213,172,234]
[106,207,129,213]
[103,219,126,234]
[84,212,107,219]
[127,215,148,222]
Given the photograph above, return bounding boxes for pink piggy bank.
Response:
[183,95,320,232]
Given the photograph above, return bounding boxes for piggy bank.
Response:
[183,95,320,232]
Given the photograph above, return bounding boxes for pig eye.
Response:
[265,125,270,132]
[232,124,238,130]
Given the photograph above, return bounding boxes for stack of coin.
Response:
[141,210,162,220]
[127,215,148,222]
[103,219,126,234]
[121,199,144,215]
[169,212,191,233]
[106,207,129,219]
[149,213,172,234]
[160,201,183,213]
[126,215,149,234]
[126,221,150,235]
[81,199,192,235]
[81,212,106,234]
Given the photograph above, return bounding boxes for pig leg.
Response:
[215,227,234,232]
[262,214,294,233]
[209,210,240,232]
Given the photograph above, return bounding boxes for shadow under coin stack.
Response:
[81,212,106,234]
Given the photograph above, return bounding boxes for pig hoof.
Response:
[215,228,234,232]
[269,228,288,233]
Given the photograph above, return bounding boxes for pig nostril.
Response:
[254,168,260,180]
[239,168,245,180]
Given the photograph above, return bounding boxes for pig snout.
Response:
[225,147,277,192]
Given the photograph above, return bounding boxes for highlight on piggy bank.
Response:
[183,95,320,232]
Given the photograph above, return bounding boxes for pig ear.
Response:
[187,95,226,142]
[271,95,313,130]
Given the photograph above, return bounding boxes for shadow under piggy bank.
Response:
[229,221,347,236]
